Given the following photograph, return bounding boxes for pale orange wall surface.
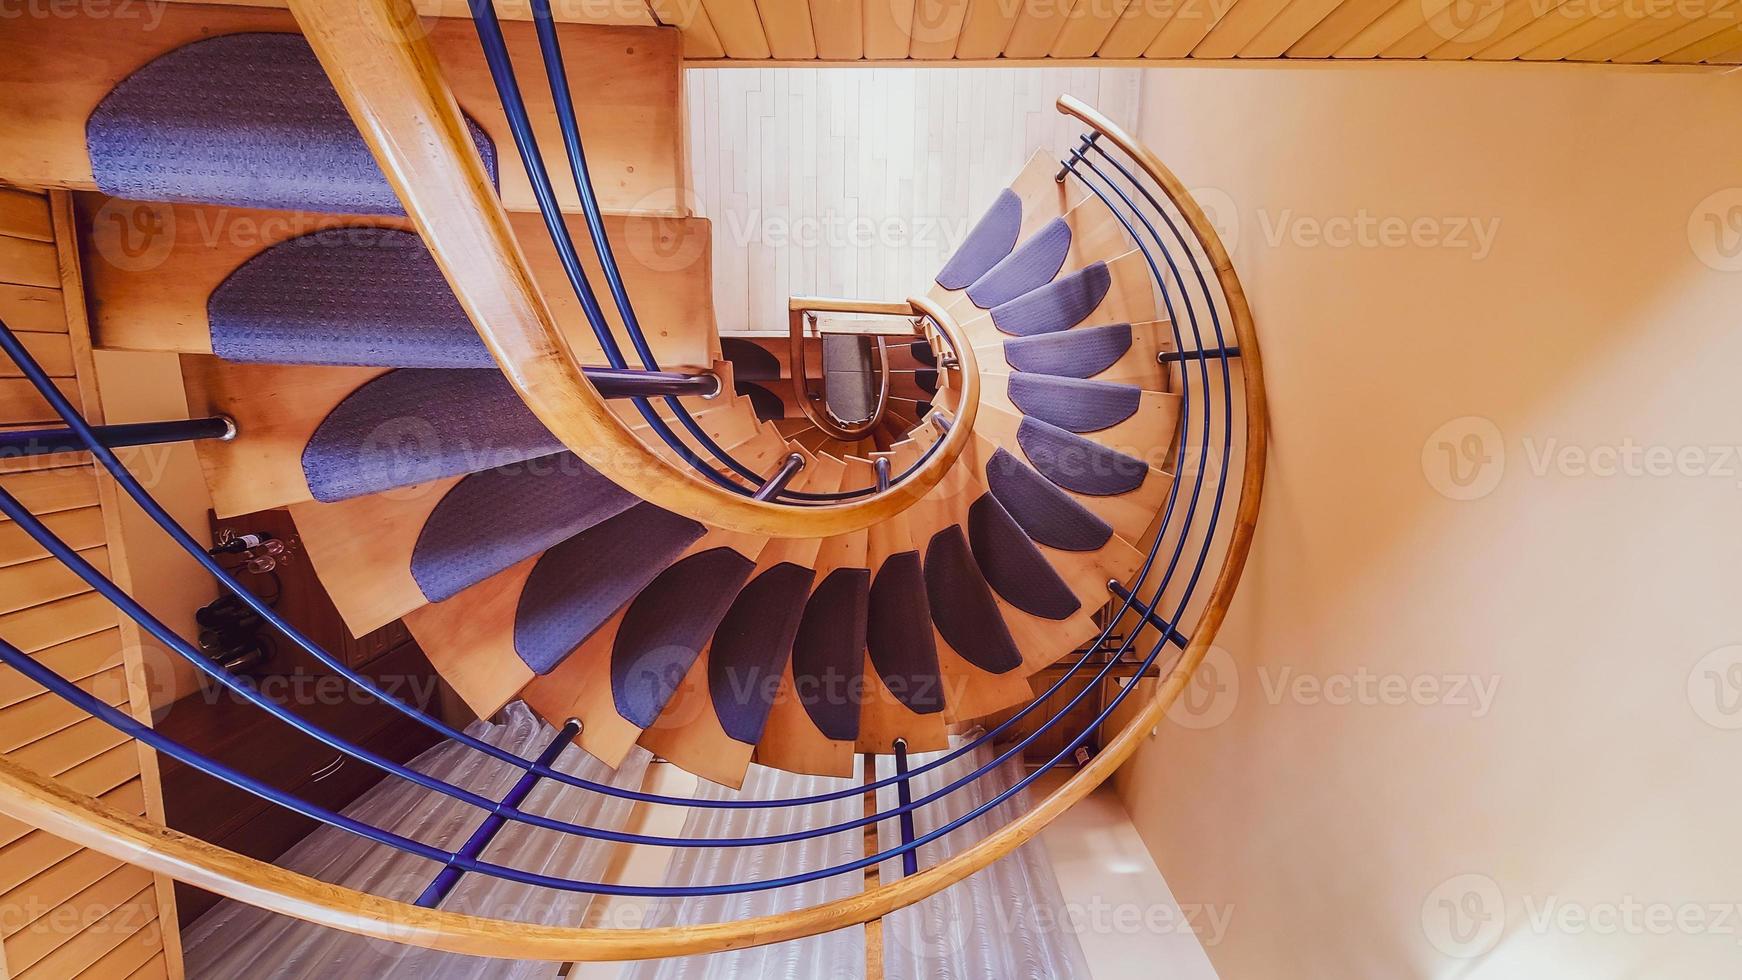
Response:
[1117,64,1742,977]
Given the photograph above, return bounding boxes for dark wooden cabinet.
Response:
[156,509,446,927]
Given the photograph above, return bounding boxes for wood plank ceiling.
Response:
[559,0,1742,64]
[156,0,1742,64]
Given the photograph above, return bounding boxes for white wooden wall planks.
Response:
[684,67,1141,335]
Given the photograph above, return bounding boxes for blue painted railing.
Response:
[0,98,1250,914]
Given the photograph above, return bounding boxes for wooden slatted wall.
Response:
[0,186,184,980]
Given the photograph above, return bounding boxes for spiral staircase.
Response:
[0,0,1264,966]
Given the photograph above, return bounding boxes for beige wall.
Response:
[1116,65,1742,976]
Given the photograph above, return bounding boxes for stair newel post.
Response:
[874,457,892,493]
[892,738,918,878]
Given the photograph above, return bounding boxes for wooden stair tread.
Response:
[0,8,685,215]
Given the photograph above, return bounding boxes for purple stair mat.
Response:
[934,189,1021,290]
[909,340,936,368]
[87,33,497,215]
[984,447,1113,552]
[410,452,639,603]
[1015,415,1148,497]
[611,548,757,729]
[966,493,1080,621]
[709,562,818,746]
[914,369,939,394]
[513,504,705,675]
[990,262,1111,338]
[792,567,870,742]
[966,217,1072,309]
[1006,373,1141,433]
[866,551,945,716]
[210,228,493,369]
[301,369,564,503]
[1002,322,1133,379]
[923,526,1023,674]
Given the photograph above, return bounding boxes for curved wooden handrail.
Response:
[0,95,1267,963]
[283,0,973,539]
[787,297,910,441]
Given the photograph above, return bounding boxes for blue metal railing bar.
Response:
[1159,346,1241,364]
[1058,138,1239,783]
[1108,581,1191,648]
[0,135,1240,880]
[1069,141,1239,611]
[478,0,948,504]
[0,131,1242,900]
[465,0,754,498]
[0,569,1193,899]
[892,738,918,877]
[0,128,1216,818]
[0,131,1207,813]
[416,719,581,908]
[0,473,1190,850]
[519,0,781,497]
[0,314,1173,814]
[0,416,233,456]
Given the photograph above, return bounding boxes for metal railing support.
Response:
[753,453,807,502]
[1158,346,1242,364]
[582,368,721,400]
[415,719,582,908]
[1107,581,1191,649]
[892,739,918,878]
[0,416,235,457]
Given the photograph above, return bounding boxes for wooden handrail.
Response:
[283,0,973,539]
[787,297,915,441]
[0,94,1266,963]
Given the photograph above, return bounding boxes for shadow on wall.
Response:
[1112,65,1742,978]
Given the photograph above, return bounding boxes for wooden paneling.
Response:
[649,0,1742,60]
[686,67,1140,334]
[0,187,183,978]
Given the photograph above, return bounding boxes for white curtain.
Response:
[875,736,1091,980]
[183,702,650,979]
[621,761,866,980]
